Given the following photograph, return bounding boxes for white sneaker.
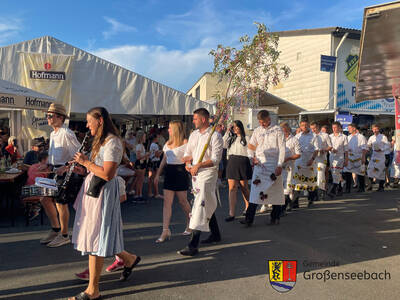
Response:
[40,230,59,244]
[46,234,71,248]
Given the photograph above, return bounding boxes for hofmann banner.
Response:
[19,53,73,141]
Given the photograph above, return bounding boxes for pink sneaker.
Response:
[106,259,124,272]
[75,268,89,281]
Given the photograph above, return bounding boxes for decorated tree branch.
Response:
[196,22,291,164]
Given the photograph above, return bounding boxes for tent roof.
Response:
[0,36,214,115]
[0,78,55,110]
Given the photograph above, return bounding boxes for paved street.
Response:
[0,186,400,300]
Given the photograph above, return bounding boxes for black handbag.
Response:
[86,175,107,198]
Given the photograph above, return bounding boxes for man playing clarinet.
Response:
[39,103,81,248]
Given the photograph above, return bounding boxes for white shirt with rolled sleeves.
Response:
[49,125,81,166]
[184,127,223,232]
[329,133,348,184]
[293,131,321,192]
[344,133,367,175]
[316,132,332,164]
[248,125,285,205]
[367,133,389,180]
[283,135,301,195]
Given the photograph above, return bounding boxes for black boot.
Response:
[344,172,352,193]
[337,184,343,196]
[292,192,299,209]
[377,180,385,192]
[357,175,365,192]
[282,195,290,214]
[328,184,337,199]
[367,178,373,191]
[240,203,257,227]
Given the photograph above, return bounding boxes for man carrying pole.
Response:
[178,108,223,256]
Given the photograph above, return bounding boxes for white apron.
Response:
[330,153,344,184]
[292,151,317,192]
[367,150,386,180]
[315,154,327,190]
[282,162,294,196]
[345,151,364,175]
[249,163,284,205]
[189,168,218,232]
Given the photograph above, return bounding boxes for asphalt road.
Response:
[0,185,399,300]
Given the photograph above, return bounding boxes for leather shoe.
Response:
[239,220,252,227]
[225,216,235,222]
[178,247,199,256]
[201,235,221,244]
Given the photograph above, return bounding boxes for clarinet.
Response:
[57,131,91,201]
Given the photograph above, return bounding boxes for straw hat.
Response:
[47,103,69,118]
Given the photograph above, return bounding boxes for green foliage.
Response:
[209,22,290,118]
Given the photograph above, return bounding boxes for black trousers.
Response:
[245,203,282,223]
[344,172,353,192]
[358,175,365,191]
[188,213,220,249]
[271,205,281,221]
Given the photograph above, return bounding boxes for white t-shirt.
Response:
[49,125,81,166]
[135,143,146,162]
[163,143,187,165]
[149,142,160,162]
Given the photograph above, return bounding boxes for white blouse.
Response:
[223,132,250,158]
[163,143,187,165]
[94,136,123,166]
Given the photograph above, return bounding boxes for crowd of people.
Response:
[2,103,400,300]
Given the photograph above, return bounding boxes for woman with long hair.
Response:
[69,107,140,300]
[223,120,252,222]
[133,130,149,202]
[154,120,191,243]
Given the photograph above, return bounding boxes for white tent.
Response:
[0,78,55,110]
[0,36,214,116]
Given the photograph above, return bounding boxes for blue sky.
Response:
[0,0,380,92]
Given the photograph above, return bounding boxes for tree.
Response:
[197,22,290,164]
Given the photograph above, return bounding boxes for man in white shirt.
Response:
[344,123,367,192]
[280,122,301,213]
[39,103,81,248]
[367,124,389,192]
[241,110,285,226]
[293,120,321,208]
[328,121,348,198]
[310,122,332,199]
[179,108,223,256]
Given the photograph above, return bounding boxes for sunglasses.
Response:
[46,114,57,119]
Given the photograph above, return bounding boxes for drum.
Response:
[21,185,57,198]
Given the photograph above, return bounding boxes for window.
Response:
[195,86,200,99]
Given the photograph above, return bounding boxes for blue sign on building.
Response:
[320,55,337,72]
[335,114,353,131]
